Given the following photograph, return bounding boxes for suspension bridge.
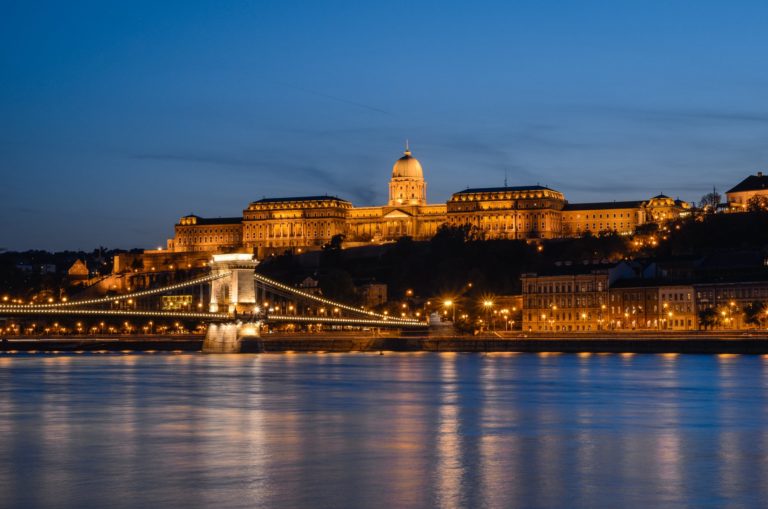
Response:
[0,253,425,352]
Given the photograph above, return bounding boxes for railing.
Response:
[267,314,426,328]
[0,308,229,319]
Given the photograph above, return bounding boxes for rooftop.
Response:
[453,185,557,195]
[522,262,620,277]
[563,200,643,211]
[251,195,349,204]
[181,215,242,225]
[726,173,768,194]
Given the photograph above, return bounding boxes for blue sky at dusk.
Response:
[1,1,767,250]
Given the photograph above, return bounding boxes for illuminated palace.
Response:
[165,146,691,257]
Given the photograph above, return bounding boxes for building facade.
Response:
[608,281,660,330]
[562,201,646,236]
[726,172,768,210]
[694,281,768,329]
[521,263,637,332]
[162,146,692,258]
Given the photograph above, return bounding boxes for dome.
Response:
[392,147,424,179]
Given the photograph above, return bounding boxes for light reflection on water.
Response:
[1,352,768,509]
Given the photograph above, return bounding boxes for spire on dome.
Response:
[392,143,423,179]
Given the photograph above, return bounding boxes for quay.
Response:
[2,331,768,355]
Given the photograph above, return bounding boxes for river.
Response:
[1,352,767,508]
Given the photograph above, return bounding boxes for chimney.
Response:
[759,171,764,177]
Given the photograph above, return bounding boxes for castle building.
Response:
[445,185,565,239]
[561,201,646,236]
[162,146,691,258]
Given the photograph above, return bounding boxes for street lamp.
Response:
[549,304,558,331]
[729,301,737,329]
[483,300,494,330]
[443,300,455,322]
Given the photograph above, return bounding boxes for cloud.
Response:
[582,104,768,126]
[128,150,379,204]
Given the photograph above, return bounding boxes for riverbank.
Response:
[2,331,768,354]
[0,335,204,353]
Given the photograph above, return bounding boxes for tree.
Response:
[320,234,345,268]
[323,234,345,251]
[433,224,475,244]
[634,223,659,236]
[699,190,721,212]
[318,268,358,304]
[747,195,768,212]
[698,308,718,330]
[743,300,765,328]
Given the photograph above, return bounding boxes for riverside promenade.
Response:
[2,331,768,354]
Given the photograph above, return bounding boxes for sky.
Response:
[1,0,767,251]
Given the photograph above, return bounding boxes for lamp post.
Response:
[443,300,455,322]
[729,301,736,329]
[549,304,558,332]
[483,300,494,331]
[600,304,607,330]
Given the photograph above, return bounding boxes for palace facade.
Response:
[163,146,691,258]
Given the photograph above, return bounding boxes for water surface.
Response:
[1,352,767,509]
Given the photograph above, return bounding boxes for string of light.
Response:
[253,273,423,324]
[267,314,425,327]
[0,272,229,309]
[0,267,425,327]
